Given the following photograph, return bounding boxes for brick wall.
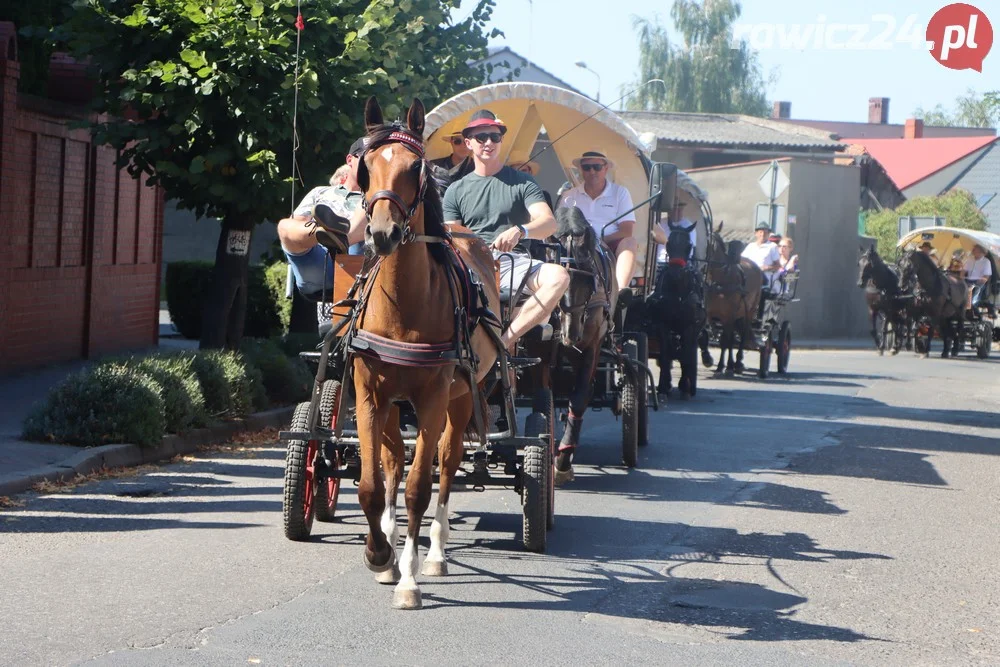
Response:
[0,24,163,374]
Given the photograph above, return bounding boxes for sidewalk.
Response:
[0,304,198,495]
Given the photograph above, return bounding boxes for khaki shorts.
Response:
[495,251,542,296]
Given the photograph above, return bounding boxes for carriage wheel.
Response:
[976,322,992,359]
[626,333,650,448]
[620,340,640,468]
[315,380,342,523]
[524,388,555,530]
[282,402,317,541]
[757,332,773,379]
[521,443,549,553]
[777,323,792,374]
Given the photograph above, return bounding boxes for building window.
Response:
[976,193,996,209]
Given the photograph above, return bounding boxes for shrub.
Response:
[165,261,283,340]
[22,364,166,448]
[197,350,262,417]
[130,355,207,432]
[240,338,312,407]
[188,351,234,417]
[265,261,293,332]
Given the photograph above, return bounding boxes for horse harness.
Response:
[333,128,502,444]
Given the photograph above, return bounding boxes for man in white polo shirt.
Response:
[558,149,638,299]
[964,244,993,309]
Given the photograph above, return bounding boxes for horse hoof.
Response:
[657,392,669,404]
[364,547,396,574]
[877,349,884,356]
[702,354,714,368]
[392,585,422,610]
[421,559,448,577]
[375,563,401,585]
[890,349,899,356]
[724,368,734,376]
[554,467,575,485]
[734,363,745,374]
[921,353,929,359]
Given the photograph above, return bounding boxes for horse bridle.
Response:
[359,130,431,244]
[559,235,608,315]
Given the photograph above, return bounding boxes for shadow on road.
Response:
[417,513,888,643]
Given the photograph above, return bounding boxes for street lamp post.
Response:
[574,61,600,104]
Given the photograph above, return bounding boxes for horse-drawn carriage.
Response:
[277,83,678,585]
[424,83,675,474]
[895,226,1000,358]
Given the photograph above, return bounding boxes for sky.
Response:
[474,0,997,124]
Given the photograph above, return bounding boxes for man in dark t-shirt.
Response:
[442,109,569,352]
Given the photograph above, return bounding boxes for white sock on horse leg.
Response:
[425,503,449,565]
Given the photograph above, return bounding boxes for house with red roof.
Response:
[842,119,1000,232]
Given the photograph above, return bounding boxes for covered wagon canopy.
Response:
[424,82,657,266]
[897,226,1000,269]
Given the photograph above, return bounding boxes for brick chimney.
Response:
[904,117,924,139]
[771,101,791,119]
[868,97,889,124]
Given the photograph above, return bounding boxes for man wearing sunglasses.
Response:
[558,149,638,302]
[430,131,471,171]
[442,109,569,352]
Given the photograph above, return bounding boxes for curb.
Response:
[0,405,295,498]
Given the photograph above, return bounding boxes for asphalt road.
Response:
[2,349,999,666]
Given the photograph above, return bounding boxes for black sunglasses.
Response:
[471,132,503,144]
[580,162,605,172]
[450,137,464,145]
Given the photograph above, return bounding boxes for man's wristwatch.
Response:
[515,224,527,240]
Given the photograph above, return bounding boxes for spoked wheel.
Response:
[758,332,773,379]
[620,339,640,468]
[521,443,549,553]
[776,322,792,374]
[976,322,992,359]
[283,402,318,541]
[524,388,555,531]
[315,380,342,523]
[625,333,649,447]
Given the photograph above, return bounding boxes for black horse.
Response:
[647,223,705,399]
[532,206,616,484]
[857,245,906,355]
[898,249,967,358]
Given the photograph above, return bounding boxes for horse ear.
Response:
[684,222,696,233]
[364,96,384,133]
[716,220,724,234]
[406,98,425,137]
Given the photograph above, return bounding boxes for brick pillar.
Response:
[0,22,20,369]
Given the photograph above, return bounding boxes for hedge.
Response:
[22,343,309,449]
[165,261,284,340]
[23,364,166,448]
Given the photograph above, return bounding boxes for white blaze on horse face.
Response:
[380,145,394,163]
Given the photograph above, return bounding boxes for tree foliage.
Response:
[864,189,988,259]
[626,0,770,116]
[55,0,498,223]
[913,88,1000,129]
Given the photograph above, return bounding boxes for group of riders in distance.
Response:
[858,234,997,359]
[271,89,805,610]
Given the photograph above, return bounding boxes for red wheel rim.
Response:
[304,439,318,521]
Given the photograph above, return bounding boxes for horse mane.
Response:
[365,122,448,263]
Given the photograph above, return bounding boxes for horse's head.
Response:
[666,223,695,262]
[705,220,727,265]
[555,206,602,347]
[357,96,430,257]
[858,244,876,288]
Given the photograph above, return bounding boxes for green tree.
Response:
[626,0,770,116]
[55,0,497,349]
[913,88,1000,128]
[864,189,988,259]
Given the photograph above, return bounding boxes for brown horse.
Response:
[703,222,763,374]
[898,249,967,358]
[339,97,501,610]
